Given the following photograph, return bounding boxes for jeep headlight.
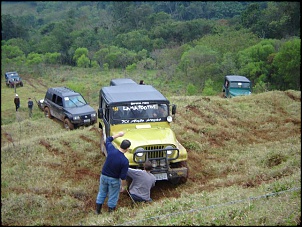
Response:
[73,116,80,120]
[166,145,174,156]
[91,113,96,118]
[135,147,145,163]
[136,147,145,157]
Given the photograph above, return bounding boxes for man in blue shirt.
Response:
[96,131,131,214]
[28,97,34,118]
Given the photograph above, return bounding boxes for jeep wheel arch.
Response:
[178,161,188,184]
[64,118,74,130]
[44,107,52,119]
[169,161,188,185]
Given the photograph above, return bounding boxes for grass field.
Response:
[1,67,301,226]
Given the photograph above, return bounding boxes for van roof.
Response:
[101,84,169,105]
[48,87,80,97]
[225,75,250,82]
[110,78,137,86]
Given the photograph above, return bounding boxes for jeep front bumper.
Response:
[152,167,188,181]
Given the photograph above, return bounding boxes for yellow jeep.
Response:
[98,79,188,184]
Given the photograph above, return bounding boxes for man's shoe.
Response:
[108,207,115,213]
[96,203,102,214]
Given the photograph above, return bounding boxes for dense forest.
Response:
[1,1,300,94]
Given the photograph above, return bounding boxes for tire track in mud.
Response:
[37,134,102,211]
[23,78,48,93]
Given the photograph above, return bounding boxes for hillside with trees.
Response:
[1,1,300,94]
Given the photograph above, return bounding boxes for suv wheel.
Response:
[44,107,52,119]
[64,118,74,130]
[20,82,23,87]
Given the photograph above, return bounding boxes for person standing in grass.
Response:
[95,131,131,214]
[14,94,20,111]
[28,97,34,118]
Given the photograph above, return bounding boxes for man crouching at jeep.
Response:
[121,160,156,202]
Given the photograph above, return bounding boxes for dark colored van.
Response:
[40,87,97,130]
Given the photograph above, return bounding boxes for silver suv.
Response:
[40,87,97,130]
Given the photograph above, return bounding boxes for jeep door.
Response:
[51,95,64,120]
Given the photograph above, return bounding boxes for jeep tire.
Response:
[64,118,74,130]
[44,107,52,119]
[178,161,188,184]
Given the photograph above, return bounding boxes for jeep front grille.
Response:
[133,145,179,165]
[144,145,165,159]
[80,115,91,120]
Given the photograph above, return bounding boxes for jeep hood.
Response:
[66,105,96,115]
[113,124,176,147]
[229,88,251,97]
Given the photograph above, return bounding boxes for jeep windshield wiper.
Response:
[69,99,78,107]
[76,98,86,105]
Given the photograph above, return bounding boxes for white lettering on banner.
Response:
[120,118,162,123]
[130,119,145,123]
[146,118,162,122]
[123,104,157,112]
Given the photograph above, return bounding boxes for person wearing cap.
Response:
[28,97,34,117]
[95,131,131,214]
[14,94,20,111]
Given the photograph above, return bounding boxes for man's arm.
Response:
[112,131,124,139]
[105,131,125,151]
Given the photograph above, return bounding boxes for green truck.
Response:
[97,79,188,184]
[222,75,252,98]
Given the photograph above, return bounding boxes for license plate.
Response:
[153,173,168,181]
[84,119,90,123]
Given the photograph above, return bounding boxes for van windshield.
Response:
[64,95,87,107]
[111,103,168,123]
[230,82,250,88]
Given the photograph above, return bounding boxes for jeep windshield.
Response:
[64,95,87,108]
[229,82,250,88]
[111,103,168,124]
[9,76,21,81]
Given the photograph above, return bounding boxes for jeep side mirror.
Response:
[98,108,103,119]
[172,104,176,115]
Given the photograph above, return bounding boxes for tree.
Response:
[73,48,89,62]
[76,55,90,68]
[272,38,301,90]
[179,45,220,88]
[237,39,278,86]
